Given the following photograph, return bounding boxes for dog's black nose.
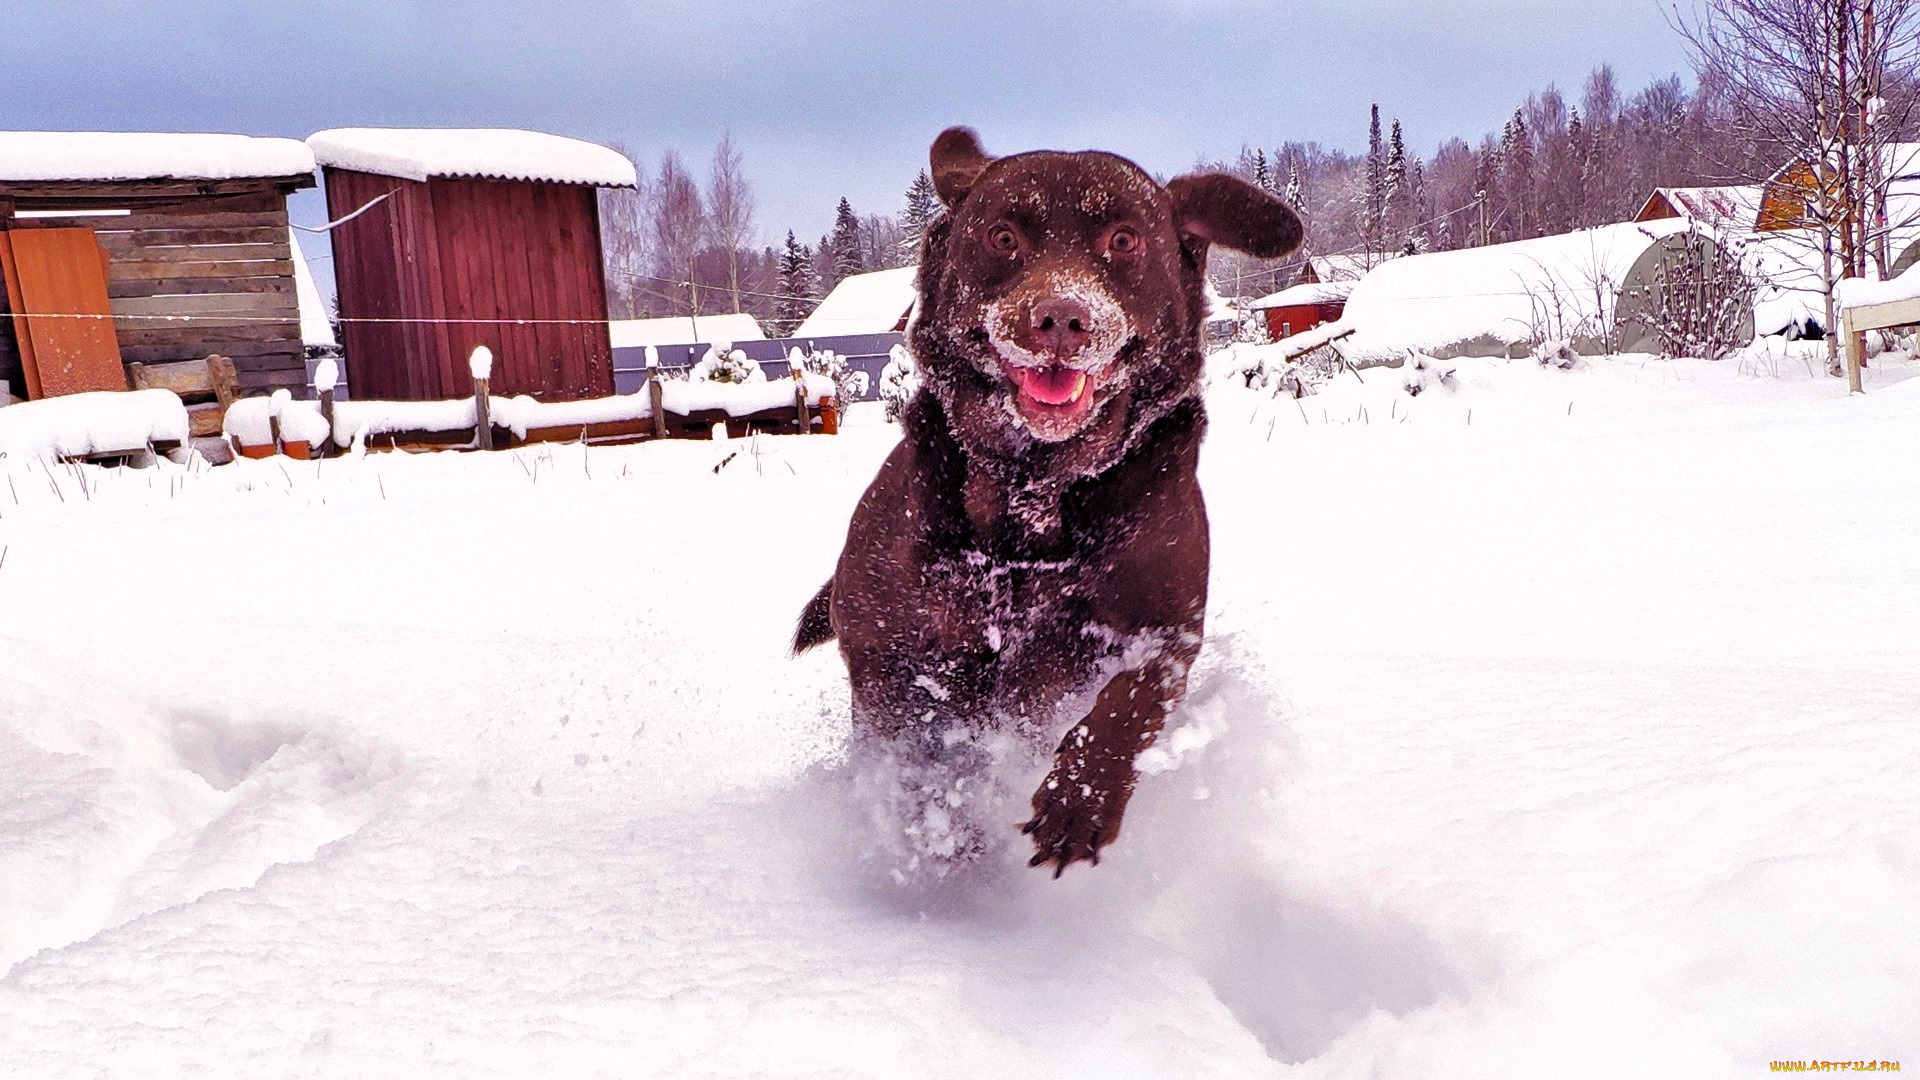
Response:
[1029,297,1094,356]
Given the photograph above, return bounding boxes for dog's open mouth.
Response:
[1007,363,1098,439]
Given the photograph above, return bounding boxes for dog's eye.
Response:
[1108,228,1140,256]
[988,225,1020,254]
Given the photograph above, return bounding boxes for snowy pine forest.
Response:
[600,58,1912,329]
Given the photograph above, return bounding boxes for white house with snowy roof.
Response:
[609,313,765,351]
[795,266,918,338]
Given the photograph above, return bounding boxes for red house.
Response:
[309,129,637,402]
[1248,280,1351,342]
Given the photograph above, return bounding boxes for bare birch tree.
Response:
[598,143,651,319]
[707,132,755,314]
[652,152,706,317]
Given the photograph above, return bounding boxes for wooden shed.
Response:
[1248,280,1350,342]
[309,129,637,402]
[0,132,316,402]
[1634,186,1761,230]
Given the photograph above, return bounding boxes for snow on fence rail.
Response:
[222,367,839,458]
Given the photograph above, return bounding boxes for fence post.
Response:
[267,387,286,456]
[314,355,339,457]
[470,346,494,450]
[792,358,812,435]
[646,345,667,438]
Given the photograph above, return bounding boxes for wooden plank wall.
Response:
[326,168,421,400]
[326,167,614,402]
[0,180,309,398]
[96,193,304,394]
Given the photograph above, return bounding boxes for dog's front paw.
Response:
[1021,762,1131,877]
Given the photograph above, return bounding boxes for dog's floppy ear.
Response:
[1166,172,1303,259]
[931,127,994,209]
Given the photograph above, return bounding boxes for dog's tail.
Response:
[792,578,837,655]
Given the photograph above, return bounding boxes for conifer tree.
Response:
[1386,119,1410,238]
[1500,109,1534,239]
[773,230,816,337]
[899,170,940,258]
[827,197,865,286]
[1364,104,1387,254]
[1284,163,1304,213]
[1252,148,1273,193]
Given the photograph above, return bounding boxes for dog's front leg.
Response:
[1021,641,1196,876]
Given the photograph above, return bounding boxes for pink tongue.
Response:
[1012,365,1087,406]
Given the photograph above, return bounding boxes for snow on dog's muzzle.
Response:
[986,276,1130,441]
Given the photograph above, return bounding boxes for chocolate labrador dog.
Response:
[796,128,1301,876]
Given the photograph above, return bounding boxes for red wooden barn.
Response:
[308,129,637,402]
[1247,279,1351,342]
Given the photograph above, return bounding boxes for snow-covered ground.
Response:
[2,347,1917,1077]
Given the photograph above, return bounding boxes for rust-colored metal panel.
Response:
[5,227,125,397]
[0,231,43,399]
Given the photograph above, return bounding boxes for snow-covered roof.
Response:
[1339,219,1697,362]
[1248,280,1352,310]
[1764,142,1920,185]
[1638,185,1763,228]
[1308,252,1397,283]
[289,230,336,350]
[608,313,766,350]
[306,129,637,188]
[0,132,314,184]
[794,266,919,338]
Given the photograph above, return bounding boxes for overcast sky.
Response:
[2,0,1692,255]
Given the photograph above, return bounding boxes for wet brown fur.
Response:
[796,128,1301,874]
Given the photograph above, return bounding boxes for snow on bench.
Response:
[1830,265,1920,394]
[0,389,190,461]
[1834,264,1920,315]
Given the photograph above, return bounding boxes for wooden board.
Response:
[111,258,294,281]
[110,276,296,300]
[111,291,295,317]
[95,240,291,264]
[5,227,125,397]
[1842,296,1920,334]
[94,226,288,250]
[119,338,303,364]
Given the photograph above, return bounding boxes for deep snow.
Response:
[1,350,1917,1076]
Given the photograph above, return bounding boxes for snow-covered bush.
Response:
[1532,338,1584,371]
[1228,345,1339,400]
[1401,352,1457,396]
[879,343,920,422]
[1235,306,1268,344]
[793,347,868,410]
[689,343,764,385]
[1617,223,1757,362]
